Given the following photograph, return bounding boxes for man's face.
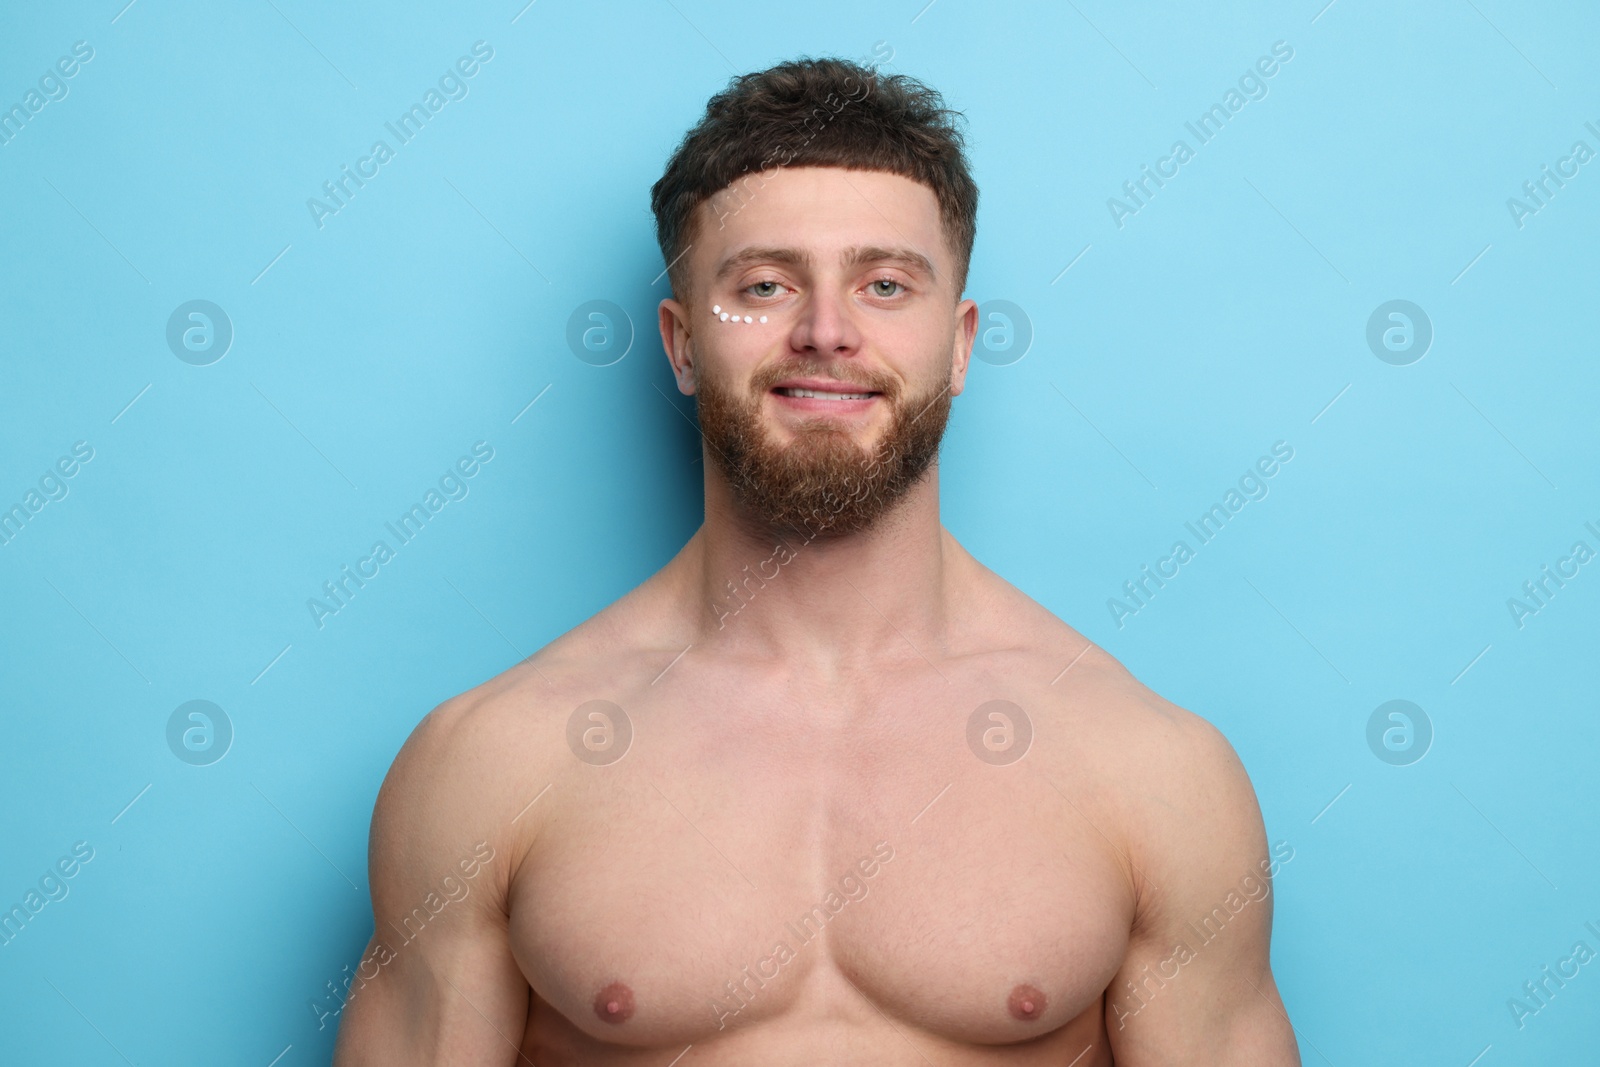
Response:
[660,166,977,539]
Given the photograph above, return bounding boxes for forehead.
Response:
[692,166,947,282]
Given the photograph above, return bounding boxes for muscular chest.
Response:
[507,678,1133,1051]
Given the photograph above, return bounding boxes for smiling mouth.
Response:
[772,387,880,401]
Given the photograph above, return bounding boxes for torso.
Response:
[465,541,1181,1065]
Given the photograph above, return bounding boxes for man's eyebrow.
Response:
[850,245,938,280]
[714,246,805,282]
[712,245,938,283]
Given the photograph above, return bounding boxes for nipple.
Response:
[593,980,635,1024]
[1008,983,1047,1022]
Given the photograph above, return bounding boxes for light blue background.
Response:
[2,1,1597,1063]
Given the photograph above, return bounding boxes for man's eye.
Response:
[746,280,783,298]
[870,278,905,297]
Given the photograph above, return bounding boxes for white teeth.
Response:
[779,388,874,400]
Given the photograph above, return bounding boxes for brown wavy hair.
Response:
[649,56,979,307]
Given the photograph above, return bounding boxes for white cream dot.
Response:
[759,316,768,323]
[720,312,729,321]
[712,304,721,314]
[743,316,752,323]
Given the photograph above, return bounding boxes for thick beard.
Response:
[694,356,952,539]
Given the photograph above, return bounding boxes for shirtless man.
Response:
[333,57,1301,1065]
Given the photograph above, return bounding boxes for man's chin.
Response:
[738,446,905,537]
[775,427,877,463]
[697,372,949,539]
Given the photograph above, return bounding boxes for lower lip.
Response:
[770,390,880,414]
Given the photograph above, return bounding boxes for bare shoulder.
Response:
[370,596,667,899]
[969,574,1301,1060]
[957,543,1264,880]
[1034,628,1269,933]
[973,575,1300,1056]
[1085,653,1265,880]
[1058,637,1255,810]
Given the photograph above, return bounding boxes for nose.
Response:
[789,280,863,359]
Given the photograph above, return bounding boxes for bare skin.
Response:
[333,167,1301,1065]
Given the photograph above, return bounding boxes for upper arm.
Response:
[1104,710,1300,1066]
[333,694,532,1065]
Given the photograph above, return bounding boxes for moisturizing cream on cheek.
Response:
[712,304,767,325]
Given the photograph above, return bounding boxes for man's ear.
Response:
[948,297,978,397]
[659,297,697,395]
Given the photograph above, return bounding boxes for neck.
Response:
[669,454,955,676]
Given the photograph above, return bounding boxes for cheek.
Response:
[879,321,946,377]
